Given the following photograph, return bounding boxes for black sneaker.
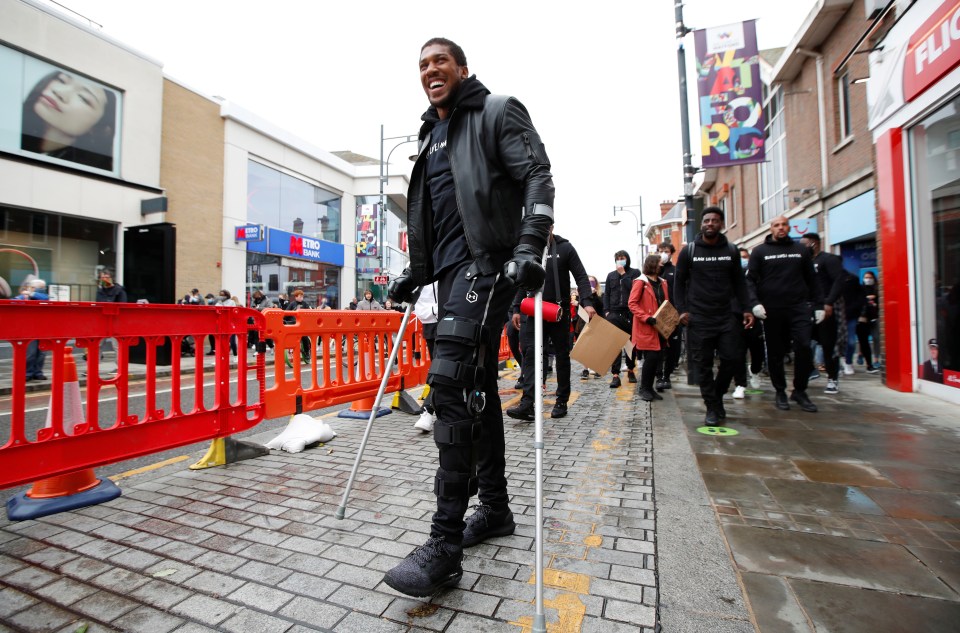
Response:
[790,390,818,413]
[506,400,535,422]
[581,369,589,380]
[775,390,790,411]
[513,380,523,390]
[550,401,568,418]
[704,409,720,426]
[627,371,637,384]
[655,379,666,392]
[383,536,463,597]
[462,505,516,548]
[715,401,727,420]
[637,387,655,401]
[661,377,672,390]
[610,375,621,388]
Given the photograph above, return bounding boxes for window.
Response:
[661,228,671,243]
[838,73,853,141]
[730,185,738,225]
[760,85,788,222]
[246,160,342,242]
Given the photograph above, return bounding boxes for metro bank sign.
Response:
[247,228,344,266]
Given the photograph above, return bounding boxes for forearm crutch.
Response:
[531,284,547,633]
[336,297,418,520]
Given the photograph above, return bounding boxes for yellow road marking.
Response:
[109,455,190,482]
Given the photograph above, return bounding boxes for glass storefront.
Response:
[911,94,960,387]
[1,205,117,301]
[355,195,408,303]
[244,160,344,309]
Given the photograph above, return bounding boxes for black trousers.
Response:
[640,347,662,390]
[607,310,636,374]
[734,322,766,386]
[688,314,743,410]
[519,314,572,404]
[812,314,840,380]
[763,305,813,393]
[855,321,874,368]
[659,325,683,379]
[430,260,515,546]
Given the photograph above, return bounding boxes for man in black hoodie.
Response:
[603,250,641,387]
[384,38,554,597]
[656,242,681,390]
[675,207,753,425]
[799,232,845,395]
[507,229,595,421]
[747,216,824,412]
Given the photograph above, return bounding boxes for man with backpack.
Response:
[675,207,754,425]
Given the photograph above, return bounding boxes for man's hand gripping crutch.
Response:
[336,270,420,520]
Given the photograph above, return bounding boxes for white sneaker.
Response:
[825,379,839,394]
[733,386,746,399]
[414,411,436,433]
[749,372,761,390]
[843,362,855,376]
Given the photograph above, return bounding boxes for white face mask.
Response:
[864,278,875,286]
[616,259,627,268]
[660,252,670,264]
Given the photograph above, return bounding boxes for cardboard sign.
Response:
[653,301,680,339]
[571,306,631,375]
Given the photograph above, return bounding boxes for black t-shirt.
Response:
[427,119,470,276]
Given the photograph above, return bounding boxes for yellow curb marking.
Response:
[582,535,602,548]
[109,455,190,482]
[511,591,588,633]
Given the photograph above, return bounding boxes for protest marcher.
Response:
[628,255,669,401]
[655,242,681,391]
[603,250,640,387]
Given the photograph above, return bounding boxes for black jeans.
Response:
[519,314,572,404]
[607,310,636,374]
[812,314,840,380]
[429,260,515,546]
[763,305,814,393]
[659,325,683,380]
[688,314,743,410]
[640,347,662,391]
[734,321,766,386]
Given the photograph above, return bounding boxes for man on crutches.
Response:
[382,37,555,598]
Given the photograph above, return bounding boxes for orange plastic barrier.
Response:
[261,309,430,418]
[0,301,265,490]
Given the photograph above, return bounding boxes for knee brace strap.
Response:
[434,419,482,446]
[434,467,479,499]
[436,316,487,346]
[428,358,485,388]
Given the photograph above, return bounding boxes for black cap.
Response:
[928,338,938,347]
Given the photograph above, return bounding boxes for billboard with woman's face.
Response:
[0,44,121,175]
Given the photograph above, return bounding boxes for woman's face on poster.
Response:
[34,72,107,138]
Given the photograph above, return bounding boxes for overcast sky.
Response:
[44,0,816,278]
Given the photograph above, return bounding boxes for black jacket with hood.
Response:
[674,233,748,318]
[406,76,555,284]
[747,234,823,309]
[603,254,640,314]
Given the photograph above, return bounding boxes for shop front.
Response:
[244,227,344,310]
[869,0,960,401]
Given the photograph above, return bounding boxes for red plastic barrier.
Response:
[261,309,430,418]
[0,301,265,490]
[498,326,512,362]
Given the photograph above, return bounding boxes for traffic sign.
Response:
[374,275,389,285]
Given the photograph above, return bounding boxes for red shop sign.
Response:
[904,0,960,101]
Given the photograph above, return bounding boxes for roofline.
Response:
[771,0,854,83]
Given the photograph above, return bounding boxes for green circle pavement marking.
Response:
[745,389,763,395]
[696,426,739,436]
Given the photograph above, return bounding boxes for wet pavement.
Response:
[0,354,958,632]
[669,368,960,632]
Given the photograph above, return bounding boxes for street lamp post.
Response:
[379,124,418,280]
[609,198,645,257]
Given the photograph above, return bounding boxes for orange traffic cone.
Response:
[6,348,121,521]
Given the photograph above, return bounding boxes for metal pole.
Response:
[379,124,386,278]
[336,299,418,519]
[675,0,697,244]
[531,267,546,633]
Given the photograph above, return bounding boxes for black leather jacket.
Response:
[406,76,555,284]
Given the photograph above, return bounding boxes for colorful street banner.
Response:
[694,20,765,168]
[356,204,379,257]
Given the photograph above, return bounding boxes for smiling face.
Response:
[419,43,468,119]
[34,72,107,139]
[701,212,724,239]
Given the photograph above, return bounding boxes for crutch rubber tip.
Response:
[335,506,346,520]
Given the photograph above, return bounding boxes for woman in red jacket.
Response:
[629,254,669,401]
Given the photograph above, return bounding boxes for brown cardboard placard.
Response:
[571,306,631,375]
[653,300,680,338]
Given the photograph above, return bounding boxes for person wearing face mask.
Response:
[747,216,823,413]
[799,233,846,395]
[216,290,239,356]
[732,247,766,393]
[604,250,641,387]
[655,243,682,391]
[859,271,880,373]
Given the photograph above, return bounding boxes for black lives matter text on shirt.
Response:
[426,119,470,276]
